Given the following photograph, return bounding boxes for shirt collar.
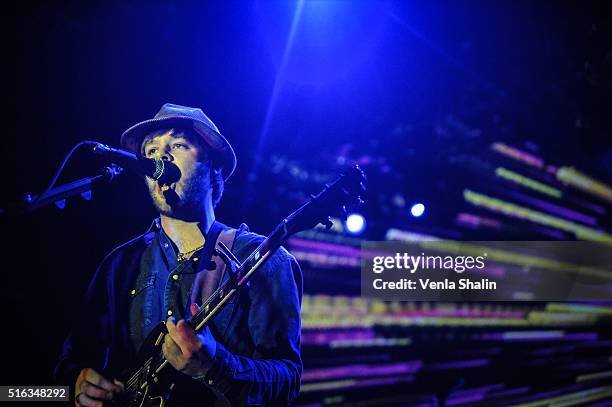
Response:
[146,217,162,234]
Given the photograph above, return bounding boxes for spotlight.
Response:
[410,203,425,218]
[345,213,366,234]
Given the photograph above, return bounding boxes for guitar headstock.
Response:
[285,165,367,236]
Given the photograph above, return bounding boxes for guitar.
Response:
[116,165,366,406]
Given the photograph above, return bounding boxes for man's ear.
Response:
[208,166,222,183]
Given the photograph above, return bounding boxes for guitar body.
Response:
[118,322,172,406]
[119,322,230,407]
[128,385,166,407]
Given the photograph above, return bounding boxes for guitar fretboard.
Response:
[189,222,287,331]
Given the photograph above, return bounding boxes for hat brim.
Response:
[120,115,236,181]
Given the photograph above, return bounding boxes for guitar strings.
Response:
[189,243,262,325]
[126,357,153,390]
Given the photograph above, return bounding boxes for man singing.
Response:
[55,103,303,406]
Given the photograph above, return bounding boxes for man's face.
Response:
[141,128,213,218]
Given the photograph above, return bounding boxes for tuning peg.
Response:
[81,190,92,201]
[54,199,66,209]
[323,217,334,230]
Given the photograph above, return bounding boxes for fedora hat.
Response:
[120,103,237,180]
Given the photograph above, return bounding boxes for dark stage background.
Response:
[3,1,612,405]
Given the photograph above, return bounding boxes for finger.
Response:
[81,382,113,400]
[175,319,201,353]
[76,392,103,407]
[190,303,201,315]
[166,319,195,355]
[165,317,185,351]
[113,378,125,391]
[165,316,178,337]
[162,333,187,371]
[163,331,184,357]
[83,368,121,392]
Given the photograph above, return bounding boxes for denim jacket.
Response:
[54,221,303,406]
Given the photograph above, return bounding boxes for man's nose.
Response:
[160,147,174,161]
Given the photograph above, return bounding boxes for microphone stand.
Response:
[5,165,123,216]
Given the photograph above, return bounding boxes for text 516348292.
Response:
[0,386,69,402]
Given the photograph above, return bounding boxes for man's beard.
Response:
[147,163,211,219]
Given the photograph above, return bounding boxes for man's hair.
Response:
[141,127,225,208]
[191,132,225,209]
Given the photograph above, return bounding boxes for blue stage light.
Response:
[410,203,425,218]
[345,213,366,234]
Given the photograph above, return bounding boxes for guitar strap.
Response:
[188,222,237,315]
[185,222,237,407]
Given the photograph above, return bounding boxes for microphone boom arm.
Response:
[11,165,123,215]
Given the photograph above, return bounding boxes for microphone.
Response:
[93,143,181,184]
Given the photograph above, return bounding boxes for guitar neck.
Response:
[189,218,293,331]
[187,167,363,331]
